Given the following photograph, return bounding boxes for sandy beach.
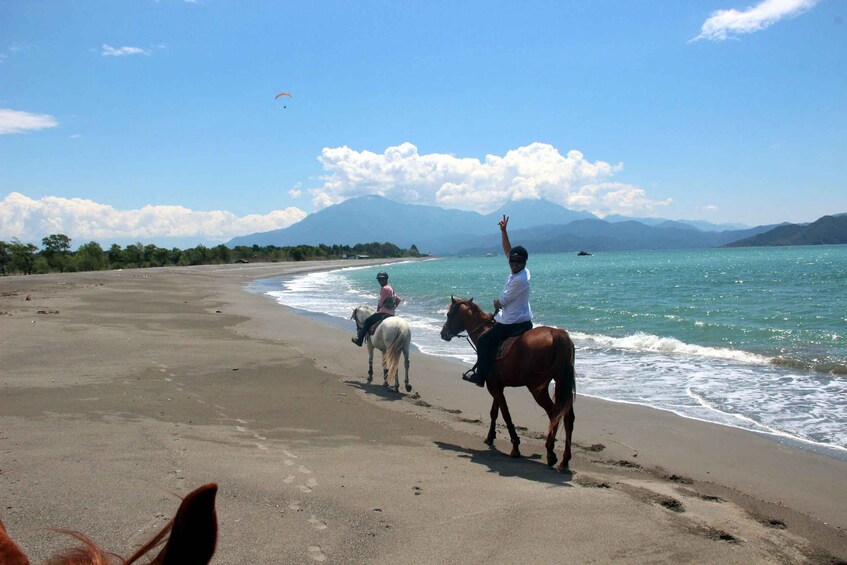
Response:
[1,261,845,564]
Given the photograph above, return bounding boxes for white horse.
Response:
[350,305,412,393]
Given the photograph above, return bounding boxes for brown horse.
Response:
[0,483,218,565]
[441,297,576,471]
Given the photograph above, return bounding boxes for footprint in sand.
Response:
[307,545,327,562]
[288,501,302,511]
[283,475,296,484]
[308,515,328,530]
[297,485,313,493]
[283,450,298,459]
[236,419,248,424]
[306,478,318,488]
[255,443,268,451]
[284,460,295,466]
[298,465,311,474]
[235,426,247,433]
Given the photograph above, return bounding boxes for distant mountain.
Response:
[604,214,750,232]
[448,219,777,256]
[227,195,489,249]
[225,194,820,255]
[724,215,847,247]
[488,199,597,225]
[226,196,595,250]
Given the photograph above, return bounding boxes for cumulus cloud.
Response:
[691,0,819,42]
[311,142,670,217]
[0,192,307,245]
[101,44,150,57]
[0,109,59,134]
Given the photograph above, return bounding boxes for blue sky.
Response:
[1,0,844,247]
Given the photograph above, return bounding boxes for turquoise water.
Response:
[256,246,847,453]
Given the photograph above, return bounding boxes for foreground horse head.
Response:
[351,305,412,393]
[0,483,218,565]
[442,296,577,471]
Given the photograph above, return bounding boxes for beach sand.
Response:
[1,262,845,564]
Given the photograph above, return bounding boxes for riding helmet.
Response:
[509,246,528,262]
[376,271,389,281]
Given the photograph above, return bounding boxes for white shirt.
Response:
[495,268,532,324]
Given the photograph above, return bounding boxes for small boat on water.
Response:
[577,250,592,256]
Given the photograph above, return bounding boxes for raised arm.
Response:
[499,215,512,258]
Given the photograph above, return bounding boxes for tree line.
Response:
[0,235,422,276]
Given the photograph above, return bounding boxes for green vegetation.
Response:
[0,235,422,276]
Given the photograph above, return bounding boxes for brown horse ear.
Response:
[451,295,456,304]
[469,297,474,303]
[0,519,30,565]
[129,483,218,565]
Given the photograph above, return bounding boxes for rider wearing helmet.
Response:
[463,215,533,387]
[352,271,403,346]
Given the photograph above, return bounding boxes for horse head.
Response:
[440,296,477,341]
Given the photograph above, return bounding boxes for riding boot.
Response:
[351,329,364,347]
[462,364,487,387]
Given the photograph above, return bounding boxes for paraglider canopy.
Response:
[275,92,292,99]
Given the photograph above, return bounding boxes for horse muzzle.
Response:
[440,327,453,341]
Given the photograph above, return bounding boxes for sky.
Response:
[1,0,845,248]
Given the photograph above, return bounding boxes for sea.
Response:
[250,246,847,457]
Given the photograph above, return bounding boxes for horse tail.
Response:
[385,322,411,385]
[550,331,576,431]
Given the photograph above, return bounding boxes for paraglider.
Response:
[275,92,292,109]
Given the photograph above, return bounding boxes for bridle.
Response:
[444,301,492,352]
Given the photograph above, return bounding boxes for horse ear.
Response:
[129,483,218,565]
[469,297,474,303]
[0,519,30,565]
[451,295,456,304]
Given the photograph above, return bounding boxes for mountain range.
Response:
[226,196,845,255]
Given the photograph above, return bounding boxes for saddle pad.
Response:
[495,336,519,360]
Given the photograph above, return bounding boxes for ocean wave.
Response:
[571,330,774,366]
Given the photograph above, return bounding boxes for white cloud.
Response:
[101,44,150,57]
[701,204,720,212]
[311,142,670,217]
[0,109,59,134]
[0,192,307,245]
[691,0,819,42]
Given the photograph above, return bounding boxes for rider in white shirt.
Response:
[463,215,533,387]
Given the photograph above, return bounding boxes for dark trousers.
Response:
[358,312,392,340]
[475,320,533,378]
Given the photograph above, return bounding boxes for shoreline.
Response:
[2,262,845,563]
[251,265,847,464]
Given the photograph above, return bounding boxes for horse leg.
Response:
[531,386,559,468]
[403,349,411,392]
[367,344,374,383]
[491,385,521,457]
[558,407,575,472]
[484,397,499,445]
[381,353,390,388]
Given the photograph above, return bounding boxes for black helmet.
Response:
[376,271,389,281]
[509,246,528,262]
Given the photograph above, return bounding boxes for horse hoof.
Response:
[509,450,521,458]
[556,461,570,472]
[547,454,558,467]
[405,384,412,392]
[483,437,494,446]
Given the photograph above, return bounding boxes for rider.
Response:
[462,215,533,387]
[352,271,402,346]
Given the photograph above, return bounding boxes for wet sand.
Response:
[1,262,845,563]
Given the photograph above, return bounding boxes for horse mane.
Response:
[454,298,493,323]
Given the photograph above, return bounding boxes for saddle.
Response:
[495,336,520,360]
[368,314,394,336]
